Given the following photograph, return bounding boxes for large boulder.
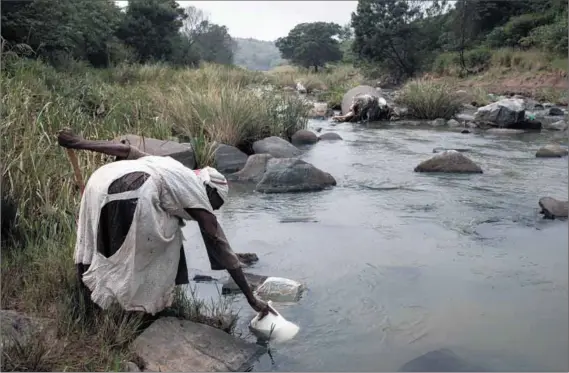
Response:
[340,85,391,122]
[414,150,483,174]
[256,158,337,193]
[474,98,525,127]
[543,120,568,131]
[115,134,196,169]
[291,129,319,145]
[132,317,265,372]
[319,132,343,141]
[535,144,568,158]
[214,144,248,174]
[252,136,301,158]
[226,154,273,184]
[539,197,569,219]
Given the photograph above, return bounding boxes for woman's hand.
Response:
[249,296,277,320]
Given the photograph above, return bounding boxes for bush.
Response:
[521,16,568,55]
[395,79,462,120]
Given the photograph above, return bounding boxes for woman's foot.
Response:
[57,128,84,149]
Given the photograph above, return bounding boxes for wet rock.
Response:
[237,253,259,266]
[1,310,55,349]
[414,150,483,174]
[115,134,196,169]
[222,272,268,294]
[291,129,319,145]
[539,197,569,219]
[132,317,265,372]
[432,147,470,153]
[461,129,470,134]
[252,136,301,158]
[447,119,461,127]
[474,98,525,127]
[256,158,337,193]
[398,348,487,372]
[226,154,273,184]
[319,132,343,141]
[214,144,248,174]
[430,118,446,127]
[542,102,555,108]
[486,128,526,135]
[543,120,568,131]
[548,107,564,116]
[535,144,569,158]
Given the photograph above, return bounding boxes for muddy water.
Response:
[182,119,568,372]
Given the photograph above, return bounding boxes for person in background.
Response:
[57,128,274,317]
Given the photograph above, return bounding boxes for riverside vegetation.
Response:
[1,0,567,371]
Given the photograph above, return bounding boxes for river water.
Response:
[182,118,568,372]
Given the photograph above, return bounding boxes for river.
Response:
[182,118,568,372]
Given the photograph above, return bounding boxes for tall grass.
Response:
[0,57,308,370]
[395,79,463,120]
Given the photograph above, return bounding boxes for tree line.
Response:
[1,0,235,68]
[276,0,567,79]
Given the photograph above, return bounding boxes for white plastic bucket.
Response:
[249,301,300,343]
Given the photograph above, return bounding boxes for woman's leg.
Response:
[57,128,148,160]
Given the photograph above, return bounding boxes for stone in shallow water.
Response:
[398,348,487,372]
[252,136,301,158]
[291,129,319,145]
[214,144,248,174]
[132,317,265,372]
[535,144,568,158]
[318,132,343,141]
[256,158,337,193]
[539,197,569,219]
[414,150,483,174]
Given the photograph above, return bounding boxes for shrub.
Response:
[395,79,462,120]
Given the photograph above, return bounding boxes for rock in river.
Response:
[319,132,343,141]
[474,98,525,127]
[539,197,569,219]
[227,154,272,184]
[257,158,337,193]
[291,129,319,145]
[414,150,483,174]
[115,134,196,168]
[214,144,248,174]
[543,120,568,131]
[535,144,568,158]
[548,107,564,116]
[252,136,301,158]
[132,317,265,372]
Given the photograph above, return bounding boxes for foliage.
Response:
[276,22,343,72]
[395,79,463,120]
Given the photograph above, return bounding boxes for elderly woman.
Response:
[57,128,273,317]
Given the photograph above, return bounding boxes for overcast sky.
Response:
[116,1,358,41]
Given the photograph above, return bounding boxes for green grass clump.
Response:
[396,79,463,120]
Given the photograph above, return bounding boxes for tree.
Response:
[117,0,186,63]
[191,21,235,65]
[276,22,343,72]
[1,0,123,67]
[351,0,425,80]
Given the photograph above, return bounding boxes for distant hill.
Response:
[233,37,287,71]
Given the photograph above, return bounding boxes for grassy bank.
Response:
[430,48,568,105]
[0,57,311,371]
